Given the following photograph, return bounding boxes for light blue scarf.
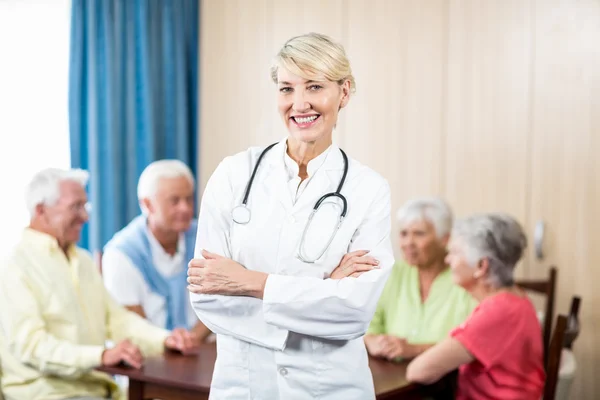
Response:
[105,215,197,330]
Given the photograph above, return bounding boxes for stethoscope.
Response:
[231,142,349,263]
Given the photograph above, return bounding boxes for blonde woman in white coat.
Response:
[187,32,394,400]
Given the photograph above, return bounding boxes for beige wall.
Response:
[198,0,600,398]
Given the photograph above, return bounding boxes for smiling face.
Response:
[277,67,350,145]
[36,180,89,247]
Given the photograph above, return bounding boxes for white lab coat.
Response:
[190,139,394,400]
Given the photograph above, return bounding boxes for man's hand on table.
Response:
[101,339,143,369]
[164,327,201,355]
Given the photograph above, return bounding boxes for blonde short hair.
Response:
[270,32,356,93]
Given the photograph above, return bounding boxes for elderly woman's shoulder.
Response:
[478,292,537,320]
[388,260,414,278]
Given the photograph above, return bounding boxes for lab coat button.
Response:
[279,367,288,376]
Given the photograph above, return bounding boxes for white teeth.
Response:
[295,115,318,124]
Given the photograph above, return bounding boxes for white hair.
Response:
[453,213,528,288]
[25,168,89,217]
[137,159,195,200]
[396,197,453,238]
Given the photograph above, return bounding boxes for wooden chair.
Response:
[544,314,568,400]
[515,266,557,365]
[552,296,581,400]
[564,296,581,350]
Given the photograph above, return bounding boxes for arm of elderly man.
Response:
[0,247,191,380]
[102,248,212,343]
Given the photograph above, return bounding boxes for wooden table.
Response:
[99,344,453,400]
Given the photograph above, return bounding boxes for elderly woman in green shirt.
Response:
[364,197,477,361]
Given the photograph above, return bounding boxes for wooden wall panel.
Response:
[443,0,533,231]
[528,0,600,397]
[345,0,447,237]
[199,0,272,185]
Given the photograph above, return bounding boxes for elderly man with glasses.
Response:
[0,168,198,400]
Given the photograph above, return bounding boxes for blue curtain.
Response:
[69,0,199,251]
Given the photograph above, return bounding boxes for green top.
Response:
[367,261,478,344]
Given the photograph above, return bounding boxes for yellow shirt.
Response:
[0,229,170,400]
[367,261,478,344]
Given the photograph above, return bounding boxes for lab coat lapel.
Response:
[258,142,294,211]
[293,146,344,212]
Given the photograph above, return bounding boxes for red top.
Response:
[450,292,545,400]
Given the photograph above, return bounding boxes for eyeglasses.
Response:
[67,202,92,214]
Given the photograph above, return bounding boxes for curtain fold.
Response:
[69,0,199,251]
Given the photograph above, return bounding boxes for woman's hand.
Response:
[187,250,267,298]
[364,334,390,358]
[330,250,380,279]
[381,336,416,360]
[164,328,200,355]
[365,334,422,360]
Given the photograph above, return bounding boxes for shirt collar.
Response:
[145,224,185,259]
[22,227,77,258]
[283,142,333,180]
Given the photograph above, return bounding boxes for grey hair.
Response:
[453,213,528,288]
[137,160,195,201]
[25,168,89,217]
[396,197,453,238]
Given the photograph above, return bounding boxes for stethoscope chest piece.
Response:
[232,205,251,225]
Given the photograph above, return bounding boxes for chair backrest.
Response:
[555,348,577,400]
[544,314,568,400]
[564,296,581,350]
[515,266,557,365]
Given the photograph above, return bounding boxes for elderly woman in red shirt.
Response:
[407,213,545,400]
